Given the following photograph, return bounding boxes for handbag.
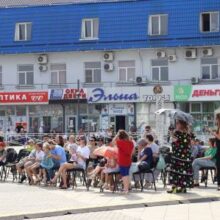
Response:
[138,161,150,171]
[156,154,166,170]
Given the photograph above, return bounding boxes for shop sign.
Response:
[0,91,48,105]
[101,104,134,115]
[50,88,87,100]
[174,84,220,101]
[88,88,139,103]
[174,85,192,101]
[143,94,171,102]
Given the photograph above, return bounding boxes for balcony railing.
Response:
[0,79,194,91]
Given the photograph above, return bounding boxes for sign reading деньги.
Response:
[174,84,220,101]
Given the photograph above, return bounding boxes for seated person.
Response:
[130,139,153,180]
[16,145,37,183]
[25,142,44,185]
[37,142,54,185]
[99,156,119,190]
[51,135,89,189]
[46,140,67,181]
[0,142,7,167]
[192,138,217,187]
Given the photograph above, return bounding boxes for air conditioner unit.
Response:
[136,76,147,84]
[38,54,48,64]
[104,63,114,72]
[202,48,213,56]
[191,77,199,84]
[168,55,177,62]
[185,49,197,59]
[157,51,166,58]
[103,52,114,61]
[39,65,48,72]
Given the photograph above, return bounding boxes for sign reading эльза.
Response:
[87,86,173,103]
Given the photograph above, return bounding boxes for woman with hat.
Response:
[167,118,193,193]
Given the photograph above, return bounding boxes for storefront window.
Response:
[203,102,214,113]
[88,104,102,114]
[6,106,15,116]
[191,103,201,113]
[0,110,5,116]
[79,104,87,114]
[16,106,26,116]
[66,104,77,115]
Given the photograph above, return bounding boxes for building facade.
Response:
[0,0,219,133]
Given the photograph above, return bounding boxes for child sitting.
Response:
[37,142,54,185]
[99,157,119,190]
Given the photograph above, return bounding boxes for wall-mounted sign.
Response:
[0,91,48,105]
[174,84,220,102]
[50,88,87,100]
[88,88,139,103]
[143,94,171,102]
[174,85,192,101]
[153,85,163,94]
[101,104,134,115]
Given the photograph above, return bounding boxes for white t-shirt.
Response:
[35,150,45,161]
[149,143,160,154]
[77,146,90,169]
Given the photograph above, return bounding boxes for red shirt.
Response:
[116,139,134,167]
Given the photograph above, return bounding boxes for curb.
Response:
[1,196,220,220]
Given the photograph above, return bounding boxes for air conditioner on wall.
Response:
[168,55,177,62]
[202,48,213,56]
[136,76,147,84]
[185,49,197,59]
[103,52,114,61]
[39,65,48,72]
[157,51,166,58]
[104,63,114,72]
[38,54,48,64]
[191,77,199,84]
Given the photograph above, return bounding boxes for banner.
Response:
[0,91,48,105]
[49,88,87,100]
[174,84,220,101]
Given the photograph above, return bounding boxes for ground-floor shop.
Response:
[177,101,220,132]
[174,84,220,133]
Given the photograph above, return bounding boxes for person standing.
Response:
[167,119,193,193]
[210,113,220,191]
[113,130,134,194]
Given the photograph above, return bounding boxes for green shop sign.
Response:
[174,85,192,101]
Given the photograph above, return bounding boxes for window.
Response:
[201,58,219,79]
[149,14,168,35]
[118,61,135,82]
[0,66,2,86]
[51,64,66,84]
[84,62,101,83]
[18,65,34,85]
[81,18,99,39]
[151,59,168,81]
[191,103,201,113]
[15,23,32,41]
[200,12,219,32]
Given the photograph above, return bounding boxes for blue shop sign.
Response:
[88,88,139,103]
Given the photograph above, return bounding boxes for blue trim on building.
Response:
[0,0,219,54]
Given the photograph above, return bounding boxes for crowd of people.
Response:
[0,114,220,194]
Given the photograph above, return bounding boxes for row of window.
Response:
[14,11,220,41]
[0,58,219,86]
